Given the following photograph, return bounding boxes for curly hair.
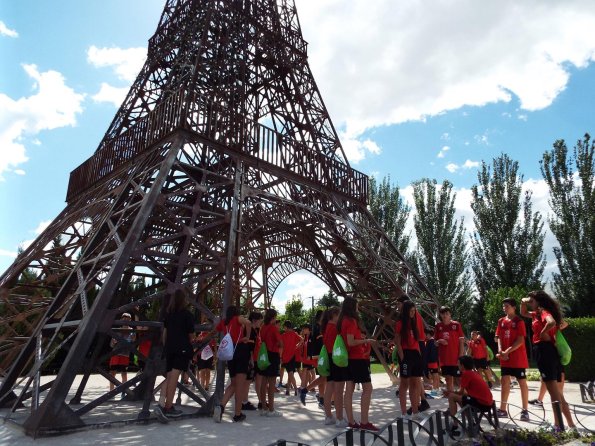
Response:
[527,290,562,325]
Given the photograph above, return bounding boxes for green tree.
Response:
[368,175,412,258]
[412,178,473,317]
[470,154,546,325]
[318,289,341,308]
[281,295,309,328]
[540,134,595,316]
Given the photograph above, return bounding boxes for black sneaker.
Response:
[450,425,461,438]
[257,402,263,410]
[242,401,257,411]
[419,400,430,412]
[529,399,543,406]
[164,406,183,418]
[233,413,246,422]
[154,405,170,424]
[299,388,308,406]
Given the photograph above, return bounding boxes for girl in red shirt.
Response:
[258,308,283,417]
[394,300,424,418]
[521,290,576,431]
[337,296,378,431]
[321,306,344,426]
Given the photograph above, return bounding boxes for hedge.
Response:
[562,317,595,382]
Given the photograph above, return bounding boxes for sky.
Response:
[2,0,595,311]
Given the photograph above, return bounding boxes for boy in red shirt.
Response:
[444,355,494,437]
[495,297,529,420]
[280,320,301,396]
[467,331,494,388]
[435,306,465,393]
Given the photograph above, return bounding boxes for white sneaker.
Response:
[336,418,348,428]
[324,416,336,425]
[266,410,283,417]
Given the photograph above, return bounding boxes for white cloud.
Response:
[33,220,51,235]
[0,64,85,178]
[0,249,18,258]
[92,82,129,107]
[295,0,595,151]
[445,159,480,173]
[441,133,451,141]
[87,46,146,82]
[446,163,459,173]
[437,145,450,158]
[340,133,382,164]
[474,134,490,145]
[13,169,25,175]
[0,21,18,38]
[462,160,480,169]
[272,270,330,311]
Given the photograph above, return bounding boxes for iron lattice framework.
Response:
[0,0,438,436]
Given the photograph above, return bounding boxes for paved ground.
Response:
[1,372,593,445]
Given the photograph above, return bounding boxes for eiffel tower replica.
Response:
[0,0,437,436]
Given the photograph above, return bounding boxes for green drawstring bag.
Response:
[332,335,348,368]
[486,345,494,361]
[257,342,270,370]
[556,331,572,366]
[317,345,330,376]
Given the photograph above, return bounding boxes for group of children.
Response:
[153,288,576,434]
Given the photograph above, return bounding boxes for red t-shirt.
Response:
[340,317,366,359]
[323,321,338,353]
[435,320,464,366]
[461,370,494,406]
[468,337,488,360]
[531,310,557,344]
[495,316,529,368]
[216,316,244,344]
[395,320,423,351]
[260,323,282,353]
[280,330,302,363]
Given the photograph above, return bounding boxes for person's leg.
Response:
[334,381,346,421]
[267,376,276,411]
[499,375,511,411]
[122,371,128,385]
[399,377,410,414]
[409,377,420,415]
[518,378,529,410]
[222,379,235,408]
[278,367,285,386]
[544,380,575,428]
[110,371,116,391]
[360,382,372,424]
[344,381,355,424]
[445,375,454,393]
[324,381,335,418]
[448,394,462,416]
[537,379,547,402]
[233,373,247,415]
[255,374,264,407]
[165,369,182,408]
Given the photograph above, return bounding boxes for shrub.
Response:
[563,318,595,382]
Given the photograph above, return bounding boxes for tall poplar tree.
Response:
[541,134,595,316]
[368,175,412,259]
[412,179,473,317]
[470,154,546,320]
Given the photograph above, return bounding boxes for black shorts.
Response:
[348,358,371,384]
[500,367,527,380]
[534,342,562,382]
[110,364,128,372]
[474,358,489,370]
[462,395,493,412]
[166,353,191,373]
[400,349,423,378]
[428,367,439,374]
[328,356,350,382]
[441,365,461,377]
[228,343,251,378]
[197,357,214,370]
[261,351,281,377]
[283,357,298,373]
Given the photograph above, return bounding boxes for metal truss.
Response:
[0,0,437,437]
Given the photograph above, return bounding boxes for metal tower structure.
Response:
[0,0,437,436]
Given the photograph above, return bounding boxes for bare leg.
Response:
[399,377,410,414]
[165,369,182,409]
[266,377,276,411]
[519,378,529,410]
[409,377,420,414]
[334,381,346,421]
[344,381,355,424]
[544,380,575,428]
[360,382,372,424]
[500,375,511,411]
[445,376,454,393]
[324,381,335,418]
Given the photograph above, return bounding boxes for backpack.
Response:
[317,345,330,376]
[332,334,348,367]
[257,342,271,370]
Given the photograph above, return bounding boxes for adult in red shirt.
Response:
[434,306,465,393]
[394,300,425,418]
[280,320,301,396]
[338,296,378,431]
[444,355,494,437]
[258,308,283,417]
[321,306,346,427]
[521,291,576,430]
[214,305,251,423]
[495,297,529,419]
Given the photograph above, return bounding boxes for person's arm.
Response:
[540,314,556,342]
[520,298,531,318]
[238,315,251,342]
[458,335,465,357]
[346,333,374,347]
[502,335,524,355]
[560,320,569,330]
[395,331,404,361]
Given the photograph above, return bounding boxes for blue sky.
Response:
[2,0,595,310]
